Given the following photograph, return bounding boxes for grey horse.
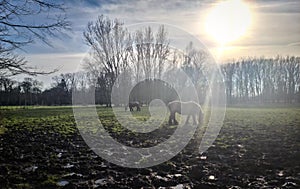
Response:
[125,101,141,111]
[168,101,203,125]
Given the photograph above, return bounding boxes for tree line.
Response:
[1,12,299,106]
[1,55,299,106]
[222,56,300,104]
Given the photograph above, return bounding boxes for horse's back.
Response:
[168,100,203,114]
[168,101,181,113]
[180,101,202,115]
[129,101,139,106]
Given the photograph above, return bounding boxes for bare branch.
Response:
[0,0,70,76]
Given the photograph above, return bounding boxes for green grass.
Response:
[0,106,75,135]
[0,106,299,136]
[211,107,300,151]
[224,107,300,127]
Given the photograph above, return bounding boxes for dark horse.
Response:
[168,101,203,125]
[125,101,141,111]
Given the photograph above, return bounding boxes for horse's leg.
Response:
[169,112,173,125]
[192,115,197,125]
[130,106,133,111]
[173,113,178,125]
[185,114,190,124]
[169,111,176,125]
[198,111,203,125]
[169,112,178,125]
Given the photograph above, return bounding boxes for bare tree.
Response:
[84,15,131,79]
[131,26,169,80]
[83,15,132,106]
[84,16,131,81]
[52,73,76,93]
[222,63,235,103]
[0,0,70,77]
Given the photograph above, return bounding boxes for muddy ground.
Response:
[0,107,299,188]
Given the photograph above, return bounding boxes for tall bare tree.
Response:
[83,15,132,106]
[84,15,132,78]
[132,26,169,80]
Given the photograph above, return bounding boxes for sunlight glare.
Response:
[205,0,252,45]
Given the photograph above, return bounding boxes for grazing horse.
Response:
[125,101,141,111]
[168,101,203,125]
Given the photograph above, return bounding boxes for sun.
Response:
[205,0,252,45]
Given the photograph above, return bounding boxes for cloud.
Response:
[18,0,300,85]
[254,0,300,14]
[287,42,300,46]
[14,52,86,88]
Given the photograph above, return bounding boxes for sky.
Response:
[16,0,300,88]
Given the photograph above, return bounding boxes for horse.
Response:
[167,101,203,125]
[125,101,141,111]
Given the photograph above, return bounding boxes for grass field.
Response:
[0,106,299,188]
